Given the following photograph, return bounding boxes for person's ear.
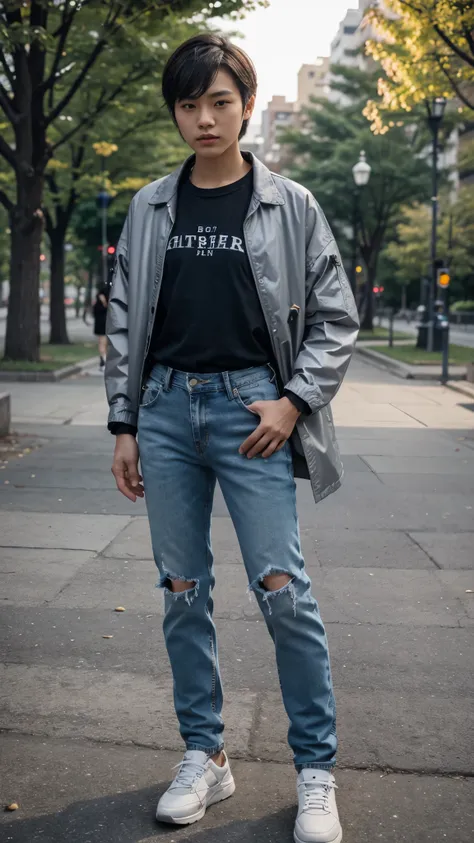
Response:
[243,94,256,122]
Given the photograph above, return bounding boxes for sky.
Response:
[218,0,357,128]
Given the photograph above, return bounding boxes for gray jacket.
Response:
[105,153,359,503]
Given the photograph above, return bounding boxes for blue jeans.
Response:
[138,363,337,771]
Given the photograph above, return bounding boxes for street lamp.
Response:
[96,185,111,289]
[350,150,371,296]
[425,96,447,352]
[93,142,117,289]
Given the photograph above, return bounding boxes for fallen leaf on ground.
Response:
[102,635,114,639]
[114,606,125,612]
[5,803,19,811]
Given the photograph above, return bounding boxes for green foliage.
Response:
[382,186,474,303]
[367,343,474,365]
[451,300,474,312]
[364,0,474,131]
[281,64,432,275]
[0,342,96,372]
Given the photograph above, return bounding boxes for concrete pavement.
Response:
[1,357,473,842]
[0,309,97,346]
[380,315,474,349]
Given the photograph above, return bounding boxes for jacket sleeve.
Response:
[284,194,359,413]
[105,204,137,429]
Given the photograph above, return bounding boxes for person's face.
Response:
[174,68,255,157]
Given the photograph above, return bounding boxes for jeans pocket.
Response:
[140,380,164,409]
[232,387,259,415]
[232,377,279,414]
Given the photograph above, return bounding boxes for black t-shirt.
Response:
[110,166,310,435]
[149,168,273,372]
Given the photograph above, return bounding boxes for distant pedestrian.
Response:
[105,33,358,843]
[93,285,109,372]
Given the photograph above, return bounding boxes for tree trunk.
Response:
[4,174,43,361]
[401,286,407,311]
[49,227,70,344]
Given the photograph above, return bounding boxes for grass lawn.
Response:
[0,342,96,372]
[366,343,474,366]
[358,326,411,342]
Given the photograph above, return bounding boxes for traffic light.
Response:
[437,267,450,288]
[106,245,116,284]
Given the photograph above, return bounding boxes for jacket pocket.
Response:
[330,254,351,311]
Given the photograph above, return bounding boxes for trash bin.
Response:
[416,305,446,351]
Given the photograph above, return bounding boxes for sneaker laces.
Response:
[302,779,337,813]
[169,756,208,791]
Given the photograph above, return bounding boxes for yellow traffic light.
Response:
[437,269,450,288]
[355,265,363,274]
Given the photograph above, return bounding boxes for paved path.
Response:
[380,315,474,349]
[1,358,473,842]
[0,309,96,346]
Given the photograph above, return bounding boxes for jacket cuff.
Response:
[109,423,137,437]
[283,375,325,414]
[107,407,138,428]
[283,389,311,416]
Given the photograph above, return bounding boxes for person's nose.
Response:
[197,106,216,130]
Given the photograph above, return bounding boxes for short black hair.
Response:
[162,34,257,140]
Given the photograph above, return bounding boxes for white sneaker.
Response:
[156,750,235,825]
[294,769,342,843]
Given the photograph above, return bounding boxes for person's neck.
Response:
[190,143,251,189]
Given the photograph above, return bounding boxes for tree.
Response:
[382,186,474,304]
[364,1,474,133]
[0,0,263,362]
[43,56,187,344]
[281,65,433,329]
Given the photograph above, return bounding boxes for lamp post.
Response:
[93,142,117,289]
[425,96,447,352]
[96,182,110,289]
[351,150,371,298]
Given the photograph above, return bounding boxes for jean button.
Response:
[189,378,198,387]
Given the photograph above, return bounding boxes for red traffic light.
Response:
[107,246,116,255]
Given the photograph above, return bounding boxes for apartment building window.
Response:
[343,25,357,34]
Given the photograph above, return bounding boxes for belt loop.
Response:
[268,363,277,383]
[222,371,234,401]
[163,366,173,392]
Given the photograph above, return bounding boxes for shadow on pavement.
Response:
[1,784,295,843]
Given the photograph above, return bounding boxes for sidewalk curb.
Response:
[0,356,97,383]
[355,346,467,381]
[445,380,474,400]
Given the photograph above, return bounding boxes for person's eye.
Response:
[215,100,230,107]
[181,103,195,110]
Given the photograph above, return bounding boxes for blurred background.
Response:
[0,0,473,371]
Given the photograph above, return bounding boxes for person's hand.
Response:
[112,434,144,502]
[239,397,300,459]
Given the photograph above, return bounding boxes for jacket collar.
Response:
[148,151,285,207]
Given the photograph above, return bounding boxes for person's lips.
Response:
[197,135,219,143]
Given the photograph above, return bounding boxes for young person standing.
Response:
[105,34,359,843]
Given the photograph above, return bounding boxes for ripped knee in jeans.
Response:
[248,566,297,616]
[158,571,200,606]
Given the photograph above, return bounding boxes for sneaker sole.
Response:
[294,828,342,843]
[156,776,236,825]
